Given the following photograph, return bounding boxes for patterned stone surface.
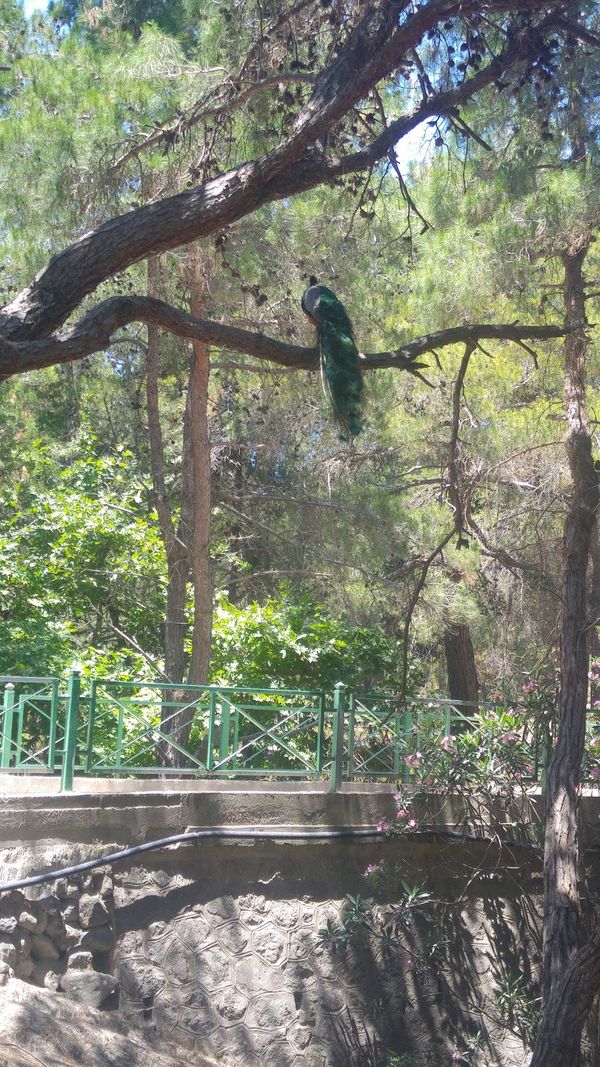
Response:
[0,835,552,1065]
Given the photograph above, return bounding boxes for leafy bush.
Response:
[209,593,421,692]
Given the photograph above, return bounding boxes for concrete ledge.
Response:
[1,779,599,864]
[0,773,397,795]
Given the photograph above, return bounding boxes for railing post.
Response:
[316,692,326,777]
[346,690,355,776]
[61,669,81,792]
[402,703,413,783]
[206,690,217,771]
[330,682,346,793]
[1,684,15,769]
[48,679,60,771]
[219,697,231,773]
[85,679,97,772]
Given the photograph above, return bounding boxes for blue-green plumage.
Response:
[301,278,364,438]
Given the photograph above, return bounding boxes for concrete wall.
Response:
[1,779,597,1066]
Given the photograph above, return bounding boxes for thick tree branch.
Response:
[365,323,571,368]
[0,294,573,379]
[0,1,572,342]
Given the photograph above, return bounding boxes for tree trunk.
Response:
[186,280,213,687]
[589,517,600,712]
[444,621,478,711]
[530,240,597,1066]
[160,253,214,764]
[145,256,188,687]
[530,926,600,1067]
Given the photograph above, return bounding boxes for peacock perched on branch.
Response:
[301,276,365,438]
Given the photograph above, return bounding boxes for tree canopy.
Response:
[2,1,600,1062]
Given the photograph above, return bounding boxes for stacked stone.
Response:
[0,868,118,1009]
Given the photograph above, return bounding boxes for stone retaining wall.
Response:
[1,782,596,1066]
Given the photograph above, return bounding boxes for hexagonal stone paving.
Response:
[110,868,413,1065]
[173,914,217,952]
[246,991,297,1029]
[163,940,195,983]
[213,988,248,1024]
[233,953,283,995]
[205,896,239,923]
[215,920,250,955]
[251,925,286,964]
[195,945,233,991]
[269,901,299,929]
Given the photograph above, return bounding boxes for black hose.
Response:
[0,826,385,893]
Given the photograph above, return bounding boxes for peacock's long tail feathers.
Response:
[319,324,364,437]
[303,284,364,438]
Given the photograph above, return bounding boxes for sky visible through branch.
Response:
[19,0,429,167]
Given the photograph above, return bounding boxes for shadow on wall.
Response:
[106,837,548,1067]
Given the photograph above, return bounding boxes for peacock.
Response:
[301,276,365,438]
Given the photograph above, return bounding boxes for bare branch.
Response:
[366,323,571,369]
[0,294,573,379]
[111,73,316,173]
[399,528,458,703]
[447,343,476,534]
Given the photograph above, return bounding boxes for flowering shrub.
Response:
[391,706,540,794]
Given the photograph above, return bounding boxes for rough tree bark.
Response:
[443,347,479,713]
[186,260,213,688]
[444,622,479,708]
[146,257,189,688]
[530,240,600,1066]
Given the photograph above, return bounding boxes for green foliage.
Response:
[210,595,417,692]
[0,431,164,677]
[494,972,540,1044]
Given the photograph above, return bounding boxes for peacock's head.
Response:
[301,276,322,324]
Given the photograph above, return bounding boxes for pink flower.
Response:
[406,818,418,830]
[396,807,410,819]
[376,817,391,833]
[404,958,414,971]
[404,752,422,768]
[589,766,600,781]
[440,735,455,751]
[363,861,384,876]
[499,731,519,743]
[522,681,537,694]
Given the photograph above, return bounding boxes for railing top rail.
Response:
[91,679,326,697]
[353,692,514,710]
[0,676,59,685]
[0,676,540,708]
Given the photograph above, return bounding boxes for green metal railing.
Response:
[0,672,598,792]
[85,678,328,779]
